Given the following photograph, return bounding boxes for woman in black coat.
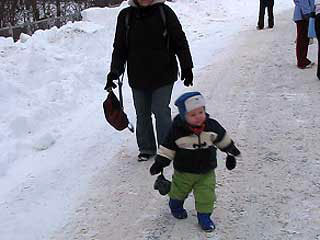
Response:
[105,0,194,161]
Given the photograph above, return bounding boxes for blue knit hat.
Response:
[174,92,205,120]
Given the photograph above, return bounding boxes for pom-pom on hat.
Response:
[174,92,205,120]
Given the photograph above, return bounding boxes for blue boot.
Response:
[169,198,188,219]
[197,212,215,232]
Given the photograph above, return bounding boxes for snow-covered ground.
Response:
[4,0,319,239]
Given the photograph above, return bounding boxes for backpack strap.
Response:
[159,5,170,50]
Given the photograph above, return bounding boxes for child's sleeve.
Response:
[211,120,241,156]
[150,128,177,175]
[155,126,177,165]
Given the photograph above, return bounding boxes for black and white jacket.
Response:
[155,114,240,174]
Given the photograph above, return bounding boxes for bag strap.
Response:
[117,69,135,133]
[117,73,125,110]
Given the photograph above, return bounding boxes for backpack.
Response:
[125,4,169,49]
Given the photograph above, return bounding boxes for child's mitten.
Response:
[150,155,171,175]
[150,161,164,175]
[226,155,236,170]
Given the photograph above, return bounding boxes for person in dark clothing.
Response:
[257,0,274,30]
[104,0,194,161]
[150,92,241,232]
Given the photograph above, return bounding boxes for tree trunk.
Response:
[56,0,61,17]
[42,0,46,18]
[30,0,39,21]
[10,0,18,25]
[0,0,4,27]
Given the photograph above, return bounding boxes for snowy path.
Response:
[51,10,320,240]
[199,11,320,240]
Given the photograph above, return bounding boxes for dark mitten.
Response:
[150,161,164,175]
[104,72,118,91]
[226,155,236,170]
[150,156,171,175]
[311,12,316,18]
[154,174,171,195]
[223,141,241,156]
[181,68,193,86]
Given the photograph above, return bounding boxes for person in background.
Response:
[314,0,320,79]
[293,0,315,69]
[150,92,241,232]
[105,0,194,161]
[257,0,274,30]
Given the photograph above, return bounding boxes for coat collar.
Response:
[173,113,210,135]
[128,0,166,7]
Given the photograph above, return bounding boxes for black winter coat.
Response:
[110,3,193,90]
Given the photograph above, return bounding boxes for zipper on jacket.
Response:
[192,135,207,149]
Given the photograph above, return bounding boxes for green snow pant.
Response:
[168,170,216,213]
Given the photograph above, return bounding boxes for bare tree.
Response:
[30,0,39,20]
[56,0,61,17]
[0,1,5,27]
[0,0,125,29]
[10,0,19,25]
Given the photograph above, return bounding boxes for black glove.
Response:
[311,12,316,18]
[150,155,171,175]
[150,161,164,175]
[226,155,236,170]
[104,72,118,91]
[181,68,193,87]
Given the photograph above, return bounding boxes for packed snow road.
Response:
[51,10,320,240]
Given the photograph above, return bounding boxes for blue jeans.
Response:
[132,84,173,155]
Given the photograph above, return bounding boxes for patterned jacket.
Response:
[155,114,240,174]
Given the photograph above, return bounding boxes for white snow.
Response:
[3,0,317,239]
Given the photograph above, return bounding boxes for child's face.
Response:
[136,0,153,7]
[185,107,206,126]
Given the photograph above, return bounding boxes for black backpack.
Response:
[124,5,169,49]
